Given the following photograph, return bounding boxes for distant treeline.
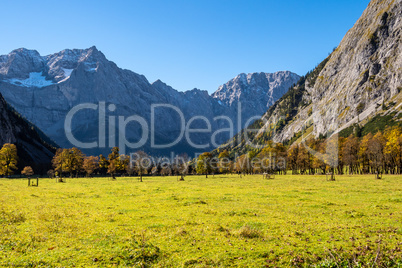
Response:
[2,126,402,179]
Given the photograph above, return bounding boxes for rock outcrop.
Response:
[216,0,402,155]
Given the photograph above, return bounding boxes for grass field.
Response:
[0,174,401,267]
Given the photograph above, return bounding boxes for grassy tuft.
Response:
[237,226,263,239]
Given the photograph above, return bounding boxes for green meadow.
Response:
[0,175,401,267]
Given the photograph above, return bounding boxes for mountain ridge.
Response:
[0,46,300,156]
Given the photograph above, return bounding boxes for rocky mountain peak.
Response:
[0,46,108,86]
[152,79,170,89]
[46,46,106,82]
[10,48,42,57]
[0,48,45,79]
[212,71,300,108]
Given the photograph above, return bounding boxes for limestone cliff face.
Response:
[215,0,402,156]
[304,0,402,138]
[257,0,402,145]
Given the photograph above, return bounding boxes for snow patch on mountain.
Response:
[57,68,74,83]
[62,68,73,77]
[84,62,98,72]
[5,72,54,88]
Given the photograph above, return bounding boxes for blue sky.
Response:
[1,0,370,93]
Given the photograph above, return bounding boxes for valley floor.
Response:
[0,175,401,267]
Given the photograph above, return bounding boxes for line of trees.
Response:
[196,144,288,177]
[51,147,128,178]
[211,126,402,178]
[287,127,402,176]
[50,147,192,179]
[2,126,402,179]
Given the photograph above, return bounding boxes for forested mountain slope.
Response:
[0,92,55,171]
